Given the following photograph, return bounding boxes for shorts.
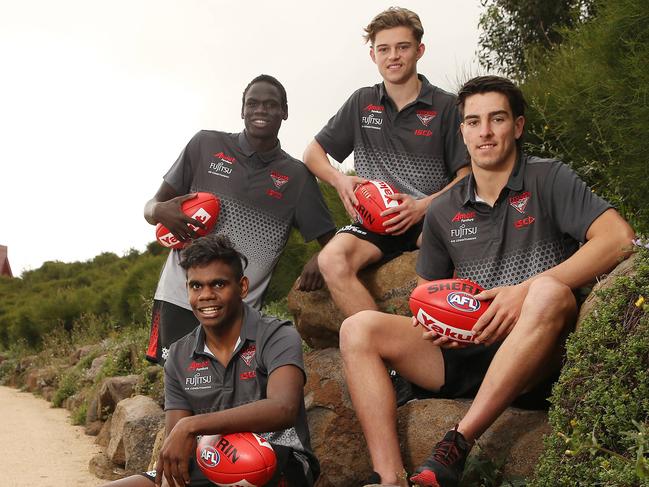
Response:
[141,444,317,487]
[336,220,423,260]
[146,299,199,365]
[408,342,558,410]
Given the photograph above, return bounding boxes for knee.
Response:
[339,310,380,358]
[317,242,351,281]
[525,276,576,329]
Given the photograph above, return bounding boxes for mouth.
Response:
[197,305,222,318]
[477,143,496,150]
[387,63,402,70]
[250,119,270,128]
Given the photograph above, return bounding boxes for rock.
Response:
[96,375,139,420]
[147,426,166,471]
[106,395,164,472]
[96,415,113,448]
[70,344,97,366]
[84,355,107,381]
[85,420,104,436]
[40,386,56,402]
[25,365,59,393]
[289,251,418,349]
[89,452,127,481]
[305,348,550,486]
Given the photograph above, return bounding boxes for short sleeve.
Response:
[258,323,306,381]
[416,208,454,281]
[163,131,202,194]
[543,162,612,242]
[442,101,468,175]
[163,353,192,411]
[294,172,336,242]
[314,92,359,163]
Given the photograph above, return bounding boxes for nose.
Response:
[199,285,217,301]
[479,120,494,138]
[388,47,400,59]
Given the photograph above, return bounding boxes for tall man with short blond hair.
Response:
[304,7,469,318]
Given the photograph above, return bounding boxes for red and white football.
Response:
[155,192,220,249]
[353,180,400,234]
[196,432,276,487]
[409,278,491,343]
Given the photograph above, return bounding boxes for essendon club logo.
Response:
[452,211,476,222]
[416,110,437,126]
[509,191,530,214]
[240,344,256,367]
[213,151,236,164]
[364,104,384,113]
[270,171,289,189]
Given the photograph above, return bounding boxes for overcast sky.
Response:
[0,0,483,276]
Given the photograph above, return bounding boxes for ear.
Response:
[416,43,425,60]
[239,276,249,299]
[514,115,525,140]
[369,47,376,64]
[282,104,288,121]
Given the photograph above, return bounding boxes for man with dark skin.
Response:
[103,235,319,487]
[144,75,336,365]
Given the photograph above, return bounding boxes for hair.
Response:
[457,75,528,147]
[364,7,424,45]
[179,234,248,280]
[241,74,288,112]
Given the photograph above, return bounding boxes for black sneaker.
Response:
[410,426,471,487]
[390,370,414,407]
[362,471,382,486]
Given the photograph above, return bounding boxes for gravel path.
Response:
[0,385,104,487]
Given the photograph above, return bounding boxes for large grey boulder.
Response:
[96,374,139,420]
[106,395,164,472]
[288,251,418,349]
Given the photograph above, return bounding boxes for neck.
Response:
[384,74,421,111]
[472,151,518,206]
[203,306,244,356]
[244,130,278,154]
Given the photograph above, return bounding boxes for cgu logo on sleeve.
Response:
[446,292,481,312]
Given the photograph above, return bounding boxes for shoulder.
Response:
[166,326,201,365]
[523,154,572,180]
[187,130,236,147]
[246,306,300,345]
[272,150,317,183]
[341,84,382,105]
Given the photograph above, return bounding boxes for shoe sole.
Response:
[410,470,441,487]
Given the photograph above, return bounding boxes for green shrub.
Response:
[52,369,81,407]
[530,246,649,486]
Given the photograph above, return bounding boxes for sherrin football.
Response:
[353,180,399,234]
[155,192,220,249]
[196,432,276,487]
[409,278,491,343]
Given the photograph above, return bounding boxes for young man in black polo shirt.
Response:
[303,7,469,317]
[340,76,635,487]
[103,235,318,487]
[144,75,335,365]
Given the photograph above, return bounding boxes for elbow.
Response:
[275,400,300,430]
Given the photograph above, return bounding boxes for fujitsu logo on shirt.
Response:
[361,113,383,129]
[186,372,212,387]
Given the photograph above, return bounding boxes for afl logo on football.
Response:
[199,446,221,467]
[447,292,481,312]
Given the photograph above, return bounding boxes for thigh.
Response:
[323,231,383,270]
[159,301,199,354]
[264,445,314,487]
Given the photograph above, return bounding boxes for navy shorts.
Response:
[408,342,558,410]
[141,444,316,486]
[336,220,423,259]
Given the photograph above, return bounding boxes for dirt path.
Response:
[0,385,105,487]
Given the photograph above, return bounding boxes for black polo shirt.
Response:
[315,75,467,198]
[154,130,336,310]
[164,303,318,483]
[416,154,612,288]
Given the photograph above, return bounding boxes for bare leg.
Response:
[340,311,445,484]
[318,233,383,317]
[101,474,155,487]
[458,277,577,441]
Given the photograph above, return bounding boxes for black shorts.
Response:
[140,444,316,486]
[336,220,422,259]
[146,299,199,365]
[408,342,558,410]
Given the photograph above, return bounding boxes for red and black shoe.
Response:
[410,426,471,487]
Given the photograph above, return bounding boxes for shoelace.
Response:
[431,431,463,466]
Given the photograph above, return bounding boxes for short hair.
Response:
[457,75,528,147]
[179,234,248,281]
[364,7,424,45]
[242,74,288,112]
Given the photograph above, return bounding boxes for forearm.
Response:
[303,140,344,187]
[181,397,298,437]
[144,198,159,225]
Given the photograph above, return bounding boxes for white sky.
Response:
[0,0,482,276]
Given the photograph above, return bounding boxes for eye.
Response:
[190,282,201,290]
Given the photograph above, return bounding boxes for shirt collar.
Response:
[237,131,282,162]
[378,74,435,106]
[462,151,526,205]
[190,302,258,358]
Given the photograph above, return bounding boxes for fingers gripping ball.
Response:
[409,278,491,343]
[196,432,277,486]
[353,180,399,234]
[156,192,220,249]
